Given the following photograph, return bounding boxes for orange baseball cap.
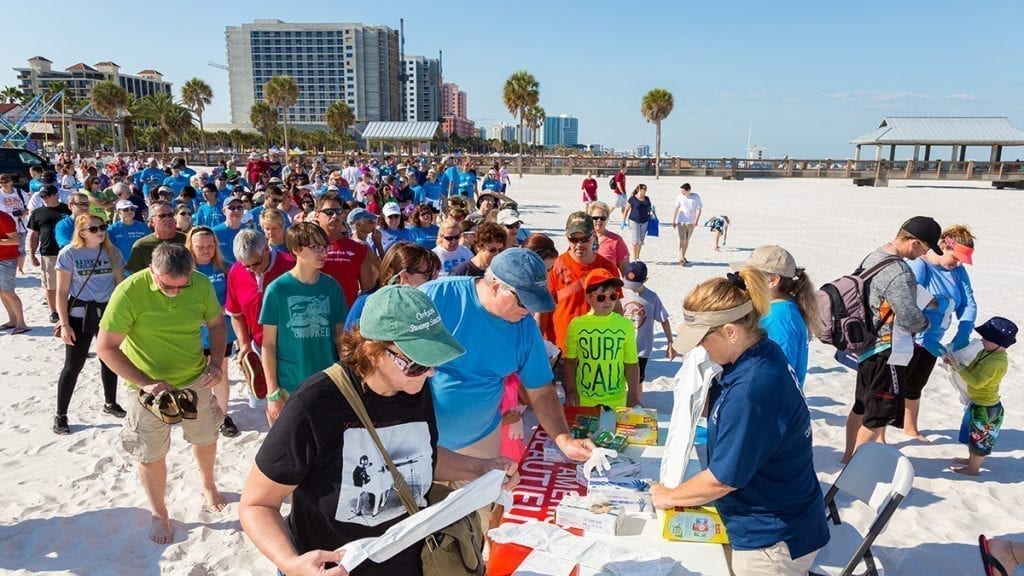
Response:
[583,268,623,292]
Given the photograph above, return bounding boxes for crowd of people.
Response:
[0,149,1015,575]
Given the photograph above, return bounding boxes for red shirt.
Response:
[542,252,620,352]
[0,211,18,260]
[225,251,295,348]
[614,171,626,195]
[322,236,369,307]
[582,177,598,198]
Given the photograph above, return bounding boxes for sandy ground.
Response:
[0,174,1021,575]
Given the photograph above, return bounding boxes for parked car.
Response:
[0,148,54,188]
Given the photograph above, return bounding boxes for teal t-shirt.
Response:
[259,272,346,393]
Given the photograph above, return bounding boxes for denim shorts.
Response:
[0,259,16,292]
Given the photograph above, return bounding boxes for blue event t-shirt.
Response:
[195,261,237,349]
[212,222,245,265]
[136,168,165,195]
[441,166,459,196]
[409,224,439,250]
[258,272,346,393]
[421,276,554,450]
[707,338,829,558]
[108,220,151,262]
[380,226,414,254]
[193,202,226,229]
[163,174,191,197]
[907,258,976,351]
[759,299,809,387]
[54,215,75,248]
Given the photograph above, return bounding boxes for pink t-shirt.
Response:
[596,230,629,269]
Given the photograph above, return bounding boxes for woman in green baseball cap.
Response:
[240,285,519,575]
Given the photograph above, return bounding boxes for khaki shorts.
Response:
[729,541,818,576]
[40,255,58,290]
[676,223,695,242]
[120,379,224,463]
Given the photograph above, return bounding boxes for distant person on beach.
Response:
[671,183,702,265]
[589,201,629,275]
[97,243,228,544]
[613,164,628,216]
[622,183,654,261]
[704,215,730,251]
[946,316,1014,477]
[581,170,598,210]
[904,224,978,441]
[731,245,820,388]
[27,184,72,323]
[843,216,939,463]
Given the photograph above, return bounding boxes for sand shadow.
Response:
[903,455,1023,484]
[809,407,848,428]
[69,422,120,433]
[0,507,240,575]
[870,538,1008,574]
[805,395,844,408]
[807,365,848,375]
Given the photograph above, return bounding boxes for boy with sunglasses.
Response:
[563,268,640,408]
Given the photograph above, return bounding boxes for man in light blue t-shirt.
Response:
[421,248,593,462]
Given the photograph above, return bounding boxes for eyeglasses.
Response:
[591,216,608,222]
[591,292,619,303]
[567,235,591,244]
[153,213,174,220]
[119,207,136,212]
[507,287,527,310]
[385,348,431,377]
[700,326,722,346]
[503,224,521,230]
[70,202,90,207]
[177,211,192,217]
[153,273,192,293]
[482,245,504,254]
[319,208,344,217]
[302,244,328,254]
[86,224,108,233]
[441,234,460,241]
[386,214,400,219]
[302,201,315,207]
[242,251,268,271]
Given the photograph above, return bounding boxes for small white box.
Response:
[554,499,625,536]
[586,475,655,517]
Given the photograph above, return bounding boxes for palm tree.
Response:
[132,92,189,153]
[640,88,674,179]
[324,100,355,155]
[180,77,213,165]
[1,86,23,104]
[249,101,278,148]
[523,104,546,148]
[263,75,299,153]
[502,70,540,177]
[90,81,130,151]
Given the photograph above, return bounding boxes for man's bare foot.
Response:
[904,431,930,442]
[987,538,1020,574]
[150,515,173,544]
[714,247,721,252]
[952,457,970,465]
[951,465,980,476]
[203,487,227,512]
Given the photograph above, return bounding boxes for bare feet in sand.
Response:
[203,487,227,512]
[150,515,173,544]
[951,457,970,465]
[951,465,980,476]
[904,431,930,442]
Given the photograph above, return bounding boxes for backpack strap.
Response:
[857,254,901,280]
[322,364,421,516]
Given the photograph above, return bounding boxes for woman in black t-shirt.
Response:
[623,183,653,261]
[240,285,519,576]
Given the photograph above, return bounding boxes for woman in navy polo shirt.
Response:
[650,270,829,575]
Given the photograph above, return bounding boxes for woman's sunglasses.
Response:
[86,224,108,233]
[385,348,431,377]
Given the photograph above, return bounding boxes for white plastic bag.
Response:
[660,347,722,489]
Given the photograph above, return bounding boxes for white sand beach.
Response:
[1,175,1021,575]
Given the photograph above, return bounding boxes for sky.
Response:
[3,0,1023,159]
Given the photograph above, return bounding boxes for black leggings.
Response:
[56,314,118,416]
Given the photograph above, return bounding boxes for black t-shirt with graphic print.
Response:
[255,363,439,576]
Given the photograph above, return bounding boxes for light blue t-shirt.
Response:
[258,272,346,393]
[193,202,225,228]
[136,168,165,195]
[54,215,76,248]
[108,220,151,262]
[410,224,439,250]
[456,171,476,198]
[163,174,191,197]
[195,261,237,349]
[380,226,414,254]
[212,222,244,265]
[441,166,459,196]
[421,276,554,450]
[907,259,976,354]
[759,299,809,387]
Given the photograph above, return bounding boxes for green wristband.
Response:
[266,389,283,401]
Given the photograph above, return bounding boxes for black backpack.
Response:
[609,175,618,191]
[815,255,900,354]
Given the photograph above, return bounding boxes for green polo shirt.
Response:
[100,269,222,389]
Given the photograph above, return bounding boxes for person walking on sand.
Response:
[622,184,653,261]
[97,243,228,544]
[671,183,702,266]
[581,170,598,211]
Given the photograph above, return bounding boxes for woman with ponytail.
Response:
[649,268,829,575]
[731,245,820,388]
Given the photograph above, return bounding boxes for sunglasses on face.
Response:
[591,216,608,222]
[177,211,192,217]
[482,245,503,254]
[385,348,431,377]
[503,224,520,230]
[442,234,460,241]
[226,204,245,212]
[86,224,108,233]
[153,213,174,220]
[242,251,268,271]
[319,208,344,217]
[567,235,591,245]
[70,202,90,207]
[154,274,192,292]
[591,292,619,303]
[508,287,527,310]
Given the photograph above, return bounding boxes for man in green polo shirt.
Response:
[98,243,227,544]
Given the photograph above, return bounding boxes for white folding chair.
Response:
[811,442,915,576]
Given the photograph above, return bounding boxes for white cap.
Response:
[383,203,402,217]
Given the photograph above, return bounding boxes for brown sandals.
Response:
[137,389,199,424]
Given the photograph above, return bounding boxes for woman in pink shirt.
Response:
[588,201,629,275]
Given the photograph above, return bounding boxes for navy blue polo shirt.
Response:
[707,338,829,558]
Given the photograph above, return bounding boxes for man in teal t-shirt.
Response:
[564,269,640,408]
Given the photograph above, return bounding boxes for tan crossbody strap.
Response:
[323,364,420,516]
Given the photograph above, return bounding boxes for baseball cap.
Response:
[497,208,523,226]
[900,216,943,255]
[115,200,136,210]
[476,191,499,208]
[347,208,376,226]
[360,285,465,367]
[565,211,594,237]
[730,245,796,277]
[673,301,755,355]
[489,248,556,313]
[974,316,1017,348]
[268,177,283,185]
[225,196,244,207]
[623,261,648,291]
[382,203,401,217]
[584,268,623,292]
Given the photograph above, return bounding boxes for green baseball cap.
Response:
[360,285,465,367]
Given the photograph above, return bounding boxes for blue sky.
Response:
[3,0,1022,158]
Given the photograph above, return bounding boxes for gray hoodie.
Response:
[862,248,929,347]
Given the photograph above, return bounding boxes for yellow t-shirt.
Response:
[959,349,1007,407]
[564,312,638,408]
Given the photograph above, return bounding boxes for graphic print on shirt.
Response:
[572,326,629,402]
[285,294,332,338]
[622,300,648,330]
[336,422,432,526]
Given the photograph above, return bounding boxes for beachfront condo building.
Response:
[14,57,172,103]
[543,114,579,148]
[226,20,401,127]
[441,82,475,138]
[402,56,441,123]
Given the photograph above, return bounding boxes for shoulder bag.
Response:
[323,364,485,575]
